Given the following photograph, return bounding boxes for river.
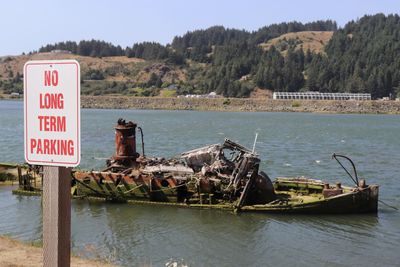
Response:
[0,100,399,266]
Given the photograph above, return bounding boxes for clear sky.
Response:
[1,0,399,56]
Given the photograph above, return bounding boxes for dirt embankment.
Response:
[0,236,116,267]
[81,96,400,114]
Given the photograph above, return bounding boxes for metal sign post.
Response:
[43,166,71,267]
[24,60,80,267]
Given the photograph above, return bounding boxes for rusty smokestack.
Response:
[113,118,139,165]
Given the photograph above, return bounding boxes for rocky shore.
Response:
[81,96,400,114]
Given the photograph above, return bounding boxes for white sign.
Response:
[24,60,80,167]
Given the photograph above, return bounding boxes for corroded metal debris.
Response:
[73,118,275,208]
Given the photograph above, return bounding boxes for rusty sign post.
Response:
[24,60,80,267]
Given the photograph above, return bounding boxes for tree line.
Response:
[39,40,124,57]
[35,14,400,98]
[39,20,336,61]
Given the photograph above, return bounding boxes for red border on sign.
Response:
[24,61,80,166]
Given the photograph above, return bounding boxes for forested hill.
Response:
[1,14,399,99]
[307,14,400,98]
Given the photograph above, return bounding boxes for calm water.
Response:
[0,100,399,266]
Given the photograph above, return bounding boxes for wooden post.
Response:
[43,166,71,267]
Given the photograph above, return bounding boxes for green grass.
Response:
[292,101,301,107]
[160,89,177,97]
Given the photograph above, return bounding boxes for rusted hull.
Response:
[72,171,187,202]
[6,162,380,214]
[12,183,379,214]
[241,185,379,214]
[71,171,379,214]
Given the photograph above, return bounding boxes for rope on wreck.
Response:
[378,200,399,210]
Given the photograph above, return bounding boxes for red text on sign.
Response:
[44,70,58,86]
[39,93,64,109]
[30,138,74,156]
[38,115,66,132]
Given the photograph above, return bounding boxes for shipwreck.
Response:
[11,118,379,214]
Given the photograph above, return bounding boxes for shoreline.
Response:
[3,95,400,114]
[81,96,400,114]
[0,235,116,267]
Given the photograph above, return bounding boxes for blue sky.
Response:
[1,0,399,56]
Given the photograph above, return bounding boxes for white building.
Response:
[50,50,72,54]
[272,91,371,100]
[178,92,222,99]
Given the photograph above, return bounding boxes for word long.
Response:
[39,93,64,109]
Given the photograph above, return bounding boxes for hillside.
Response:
[1,14,400,99]
[0,52,189,96]
[259,31,333,54]
[0,52,144,80]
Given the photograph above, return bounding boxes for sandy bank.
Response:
[81,96,400,114]
[0,236,116,267]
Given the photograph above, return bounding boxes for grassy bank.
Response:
[81,96,400,114]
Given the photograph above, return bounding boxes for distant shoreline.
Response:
[81,96,400,114]
[2,96,400,114]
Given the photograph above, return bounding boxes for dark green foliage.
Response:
[83,69,105,80]
[125,42,186,65]
[141,88,160,97]
[104,65,125,77]
[196,41,261,97]
[39,40,124,57]
[0,172,15,182]
[254,46,305,91]
[39,41,78,54]
[125,42,169,60]
[155,76,163,88]
[307,14,400,98]
[172,26,251,62]
[81,80,130,95]
[147,73,159,87]
[166,51,185,65]
[1,79,23,94]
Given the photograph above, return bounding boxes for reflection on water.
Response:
[1,100,400,266]
[52,199,400,266]
[0,186,42,242]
